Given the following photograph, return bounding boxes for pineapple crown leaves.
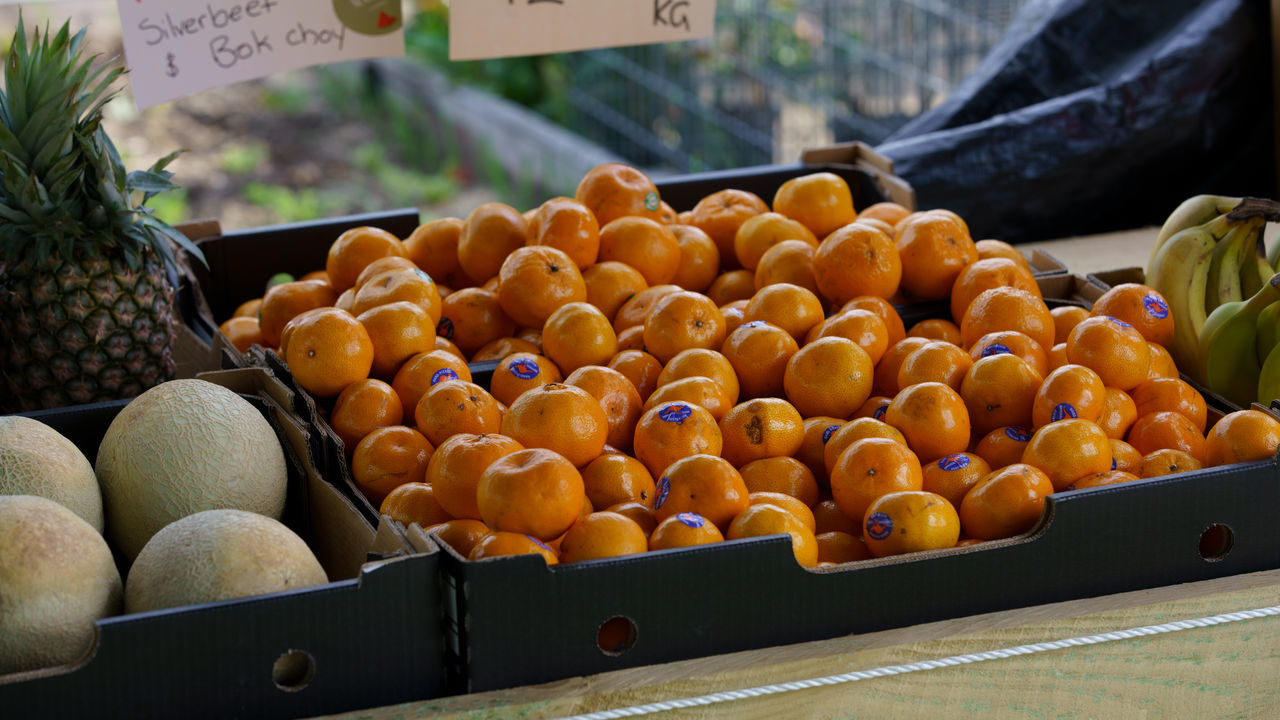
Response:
[0,13,206,271]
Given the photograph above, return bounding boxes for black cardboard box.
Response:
[0,368,443,718]
[192,209,423,324]
[433,274,1278,693]
[436,440,1279,693]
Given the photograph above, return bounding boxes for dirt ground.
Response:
[2,4,492,232]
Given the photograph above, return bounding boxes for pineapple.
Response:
[0,17,205,412]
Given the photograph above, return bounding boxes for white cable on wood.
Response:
[558,605,1280,720]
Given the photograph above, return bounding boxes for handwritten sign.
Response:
[115,0,405,109]
[449,0,716,61]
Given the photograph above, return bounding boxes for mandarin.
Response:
[691,188,770,265]
[669,224,721,293]
[738,456,820,508]
[574,162,664,226]
[390,349,473,414]
[326,226,406,293]
[812,223,901,303]
[642,290,726,364]
[829,437,924,526]
[581,452,656,510]
[496,245,587,330]
[721,321,800,399]
[948,257,1041,323]
[566,364,644,452]
[957,463,1054,540]
[330,378,404,453]
[558,511,649,563]
[427,432,525,520]
[1021,418,1113,491]
[476,447,586,541]
[352,425,435,506]
[649,511,725,550]
[727,503,819,568]
[285,307,374,398]
[403,218,466,289]
[959,353,1042,436]
[771,171,856,239]
[719,398,806,468]
[378,482,452,530]
[783,336,873,418]
[1089,283,1175,347]
[884,381,971,463]
[542,302,619,374]
[653,453,750,531]
[862,490,960,557]
[457,202,528,286]
[414,379,503,447]
[597,216,682,286]
[527,196,601,270]
[499,382,609,468]
[632,401,724,478]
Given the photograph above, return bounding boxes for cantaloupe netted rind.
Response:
[0,495,122,675]
[95,378,288,560]
[0,415,103,533]
[124,508,327,614]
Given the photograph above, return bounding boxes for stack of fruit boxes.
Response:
[0,367,445,717]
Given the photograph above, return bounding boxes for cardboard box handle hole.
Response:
[1198,523,1235,562]
[272,649,315,692]
[596,616,638,657]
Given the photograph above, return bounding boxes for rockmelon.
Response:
[0,495,122,675]
[0,416,103,532]
[95,378,288,560]
[125,508,327,613]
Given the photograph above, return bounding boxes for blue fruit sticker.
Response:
[658,403,693,423]
[866,512,893,540]
[437,316,455,339]
[872,404,888,421]
[822,424,840,444]
[1050,403,1078,422]
[645,191,661,211]
[676,512,704,528]
[980,343,1011,358]
[1111,457,1117,470]
[1005,426,1032,442]
[528,535,553,552]
[655,477,671,509]
[510,358,540,380]
[1107,316,1133,328]
[430,368,459,385]
[1143,293,1169,319]
[939,454,969,471]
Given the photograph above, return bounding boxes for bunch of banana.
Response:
[1145,195,1280,407]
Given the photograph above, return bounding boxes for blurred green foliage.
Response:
[406,3,571,124]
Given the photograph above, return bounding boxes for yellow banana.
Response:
[1147,213,1236,373]
[1147,194,1242,273]
[1242,236,1271,299]
[1256,299,1280,365]
[1199,273,1280,407]
[1258,335,1280,406]
[1205,216,1266,315]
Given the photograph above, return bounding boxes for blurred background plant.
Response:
[0,0,1026,230]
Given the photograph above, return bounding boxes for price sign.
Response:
[115,0,405,109]
[449,0,716,60]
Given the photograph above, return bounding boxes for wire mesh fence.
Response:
[562,0,1029,173]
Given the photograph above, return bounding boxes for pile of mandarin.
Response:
[218,163,1280,568]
